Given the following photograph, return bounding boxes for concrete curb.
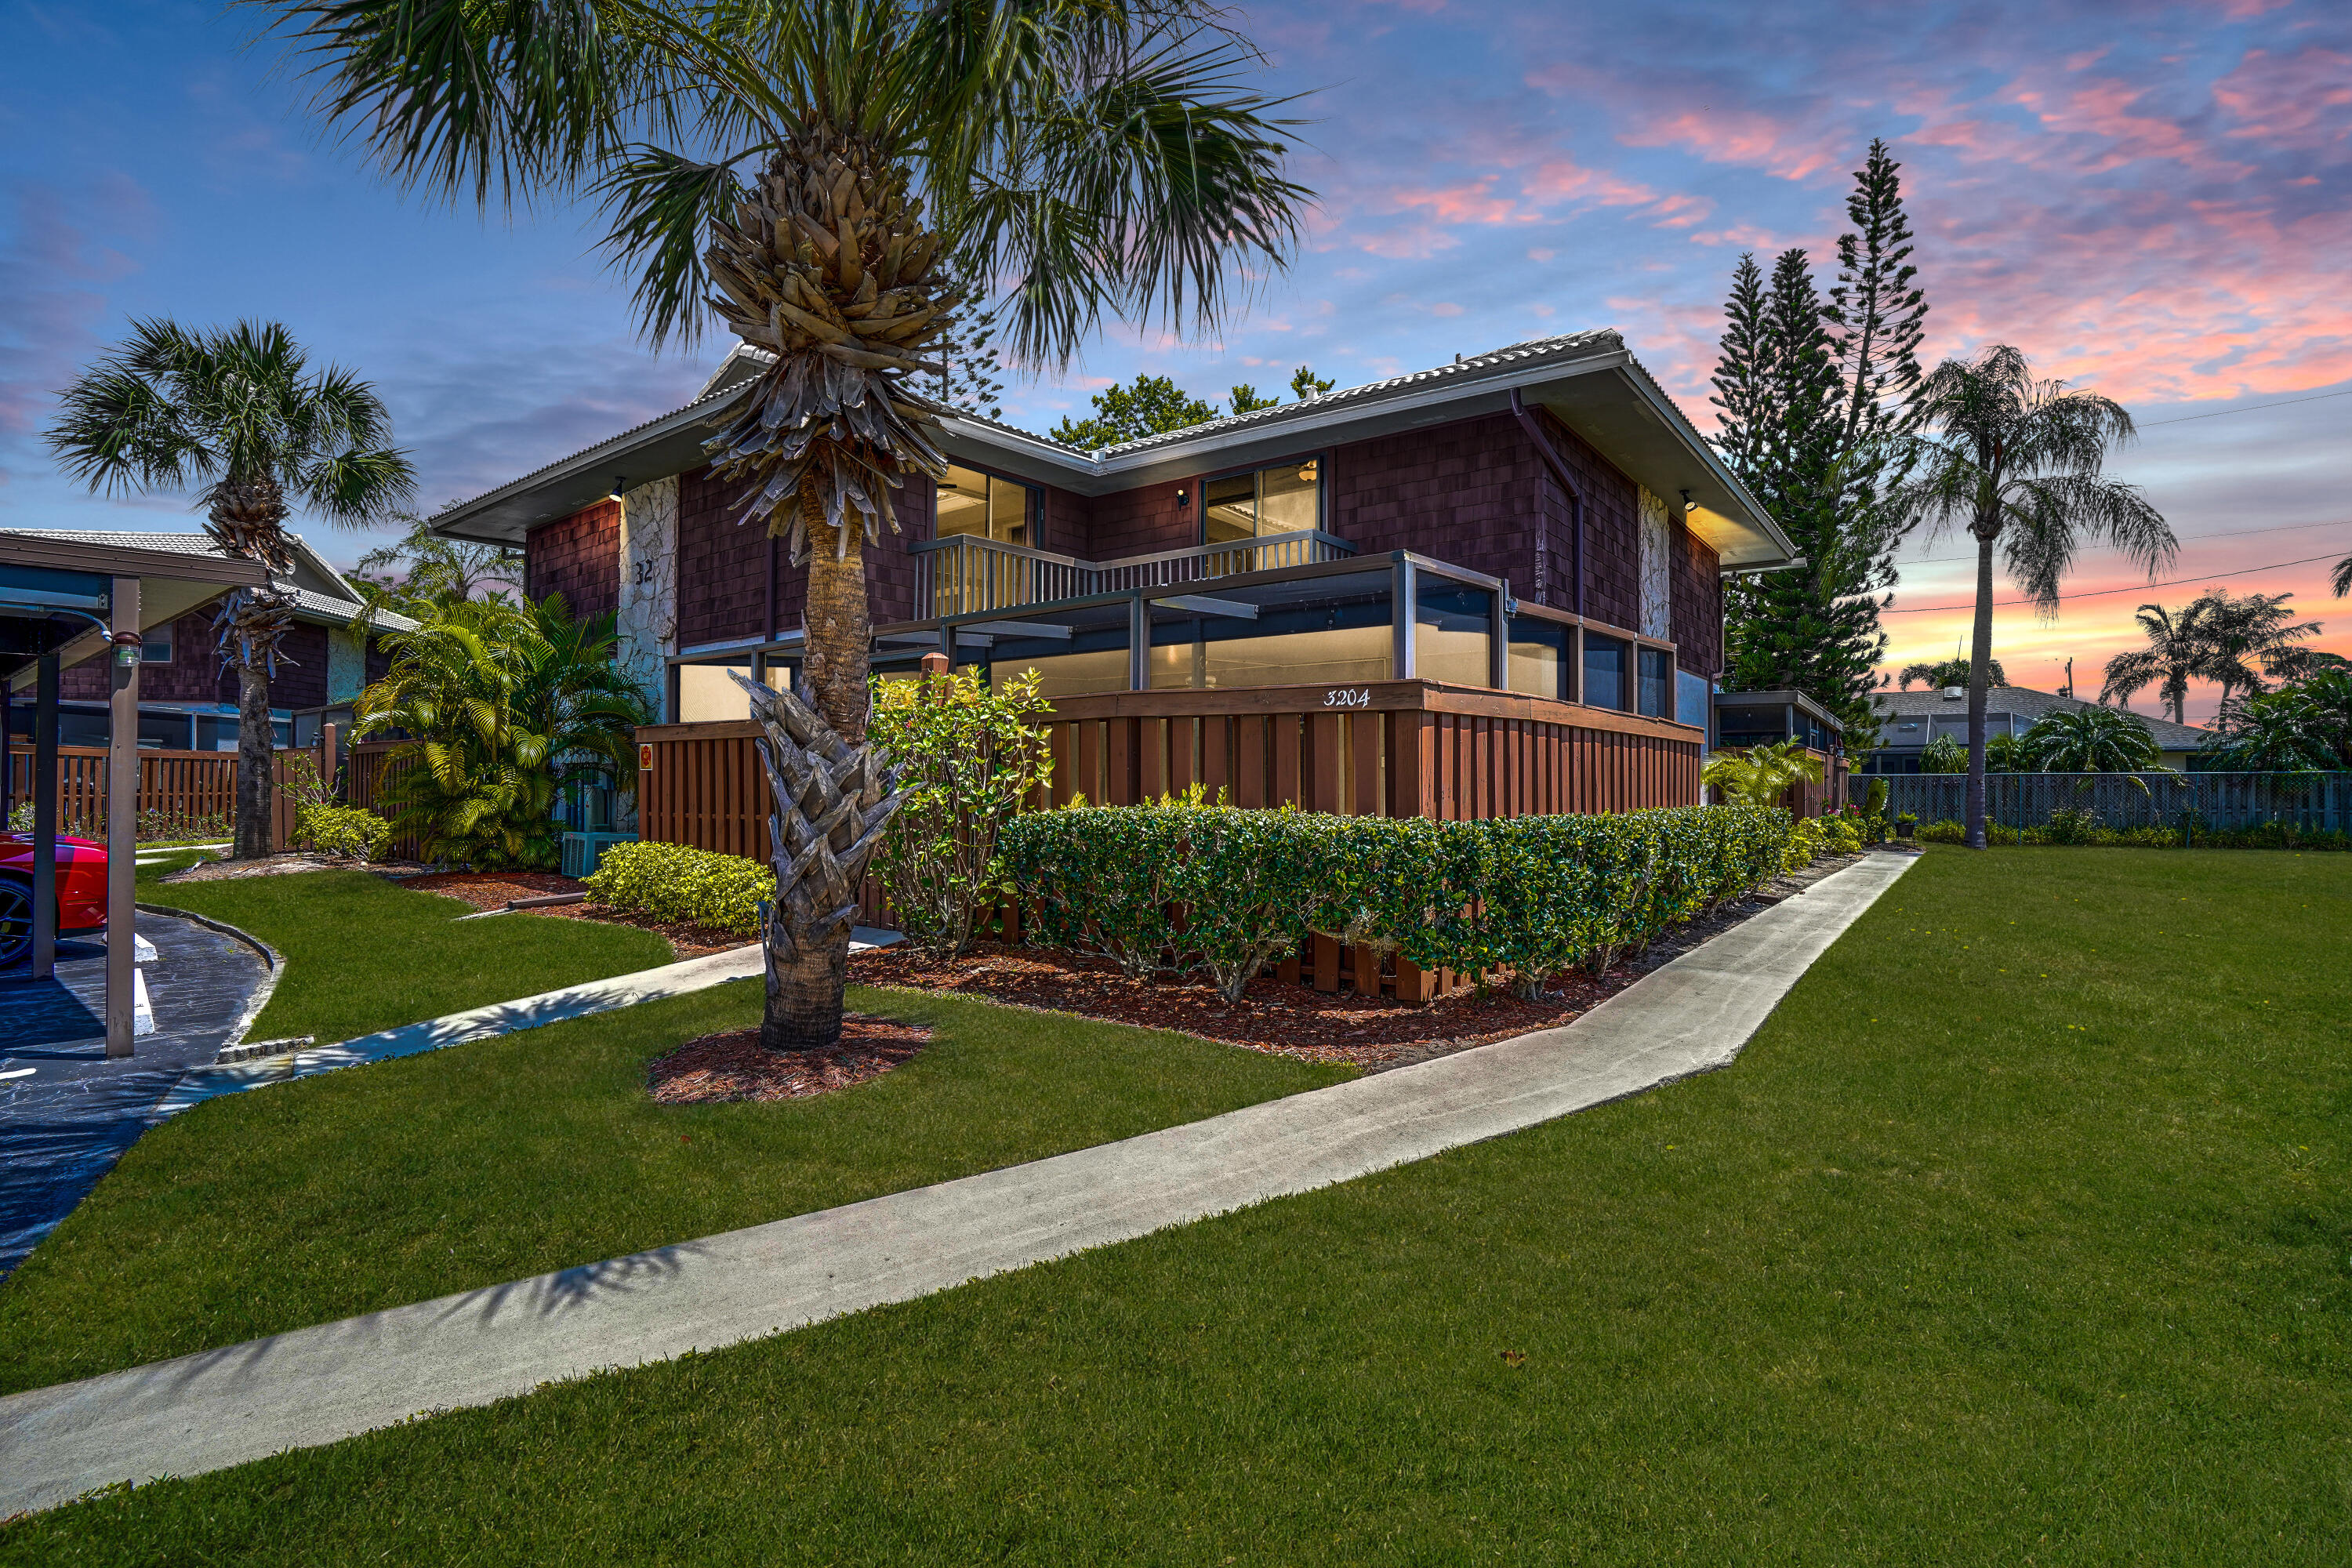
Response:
[0,853,1913,1516]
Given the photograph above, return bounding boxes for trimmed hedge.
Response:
[583,841,774,935]
[1915,815,2350,851]
[295,804,394,862]
[1001,804,1798,1001]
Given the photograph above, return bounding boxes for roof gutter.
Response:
[1509,387,1584,617]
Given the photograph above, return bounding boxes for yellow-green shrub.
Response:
[295,804,393,862]
[583,841,773,934]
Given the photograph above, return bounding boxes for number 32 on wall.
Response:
[1323,688,1371,709]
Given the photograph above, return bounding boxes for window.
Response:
[1203,459,1321,544]
[1149,572,1392,690]
[141,623,172,663]
[969,600,1134,699]
[936,464,1036,546]
[1675,670,1711,729]
[675,655,791,722]
[1506,615,1572,701]
[1638,648,1671,718]
[1581,634,1627,712]
[1414,578,1492,688]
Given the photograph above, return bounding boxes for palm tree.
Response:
[357,595,648,869]
[2018,707,2163,773]
[1700,740,1824,809]
[2190,589,2320,713]
[2100,600,2205,723]
[45,318,416,859]
[2210,669,2352,772]
[1897,655,2005,690]
[1886,346,2176,848]
[274,0,1310,1050]
[2333,554,2350,599]
[354,515,524,615]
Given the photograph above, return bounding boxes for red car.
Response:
[0,832,109,965]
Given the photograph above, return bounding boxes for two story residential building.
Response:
[431,329,1794,835]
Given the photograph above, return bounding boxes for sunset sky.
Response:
[3,1,2343,724]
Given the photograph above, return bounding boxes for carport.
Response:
[1,532,265,1056]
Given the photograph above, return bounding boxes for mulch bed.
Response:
[850,849,1896,1073]
[647,1015,931,1104]
[390,869,583,912]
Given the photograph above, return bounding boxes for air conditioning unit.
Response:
[561,830,637,880]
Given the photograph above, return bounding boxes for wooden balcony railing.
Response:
[912,529,1356,617]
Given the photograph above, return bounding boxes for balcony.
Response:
[912,529,1356,619]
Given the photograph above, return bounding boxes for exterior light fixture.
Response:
[1175,486,1189,506]
[608,476,626,503]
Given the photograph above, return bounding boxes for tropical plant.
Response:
[1984,729,2033,772]
[275,0,1311,1050]
[1918,732,1967,773]
[352,514,523,615]
[44,318,415,859]
[296,803,394,860]
[1898,655,2005,691]
[2333,552,2350,599]
[1700,739,1824,808]
[1049,373,1223,448]
[2189,589,2321,711]
[2101,600,2206,724]
[354,595,648,869]
[1884,344,2176,848]
[867,663,1053,957]
[2209,669,2352,771]
[2016,706,2164,773]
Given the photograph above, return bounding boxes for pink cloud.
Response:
[2213,46,2352,150]
[1615,105,1842,182]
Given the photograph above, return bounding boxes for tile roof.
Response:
[1871,685,2213,749]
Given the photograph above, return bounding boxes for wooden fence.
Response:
[6,738,342,851]
[1866,770,2352,833]
[635,678,1708,1000]
[342,740,423,861]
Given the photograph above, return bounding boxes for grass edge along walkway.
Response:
[0,854,1914,1517]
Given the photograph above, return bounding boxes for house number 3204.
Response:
[1323,688,1371,709]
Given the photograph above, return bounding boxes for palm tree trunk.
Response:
[803,499,873,743]
[235,662,274,859]
[755,490,883,1052]
[1965,528,1997,851]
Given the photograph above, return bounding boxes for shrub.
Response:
[296,804,393,861]
[867,666,1053,957]
[1002,804,1795,1002]
[1916,818,1967,844]
[583,841,773,935]
[1820,815,1864,855]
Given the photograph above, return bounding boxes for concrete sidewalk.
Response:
[0,853,1915,1516]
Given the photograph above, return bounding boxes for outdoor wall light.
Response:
[608,476,627,503]
[1175,486,1189,506]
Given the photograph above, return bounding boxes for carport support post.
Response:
[31,652,60,978]
[105,575,140,1058]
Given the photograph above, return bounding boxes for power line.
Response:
[1878,550,2349,615]
[2136,388,2352,427]
[1893,516,2351,570]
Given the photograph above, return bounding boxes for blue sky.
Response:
[4,0,2344,719]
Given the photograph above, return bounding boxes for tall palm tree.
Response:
[45,318,416,859]
[2101,600,2205,724]
[2333,553,2350,599]
[2191,588,2321,713]
[1886,345,2175,849]
[271,0,1311,1050]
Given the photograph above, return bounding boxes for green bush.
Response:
[295,804,394,861]
[583,841,773,935]
[1002,804,1795,1002]
[1903,813,2349,851]
[867,666,1053,957]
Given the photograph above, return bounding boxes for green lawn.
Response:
[0,981,1348,1394]
[133,853,671,1044]
[8,846,2345,1564]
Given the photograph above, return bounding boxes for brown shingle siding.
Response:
[525,500,620,621]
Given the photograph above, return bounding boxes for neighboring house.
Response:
[0,530,414,751]
[433,331,1793,791]
[1708,689,1848,818]
[1860,685,2215,774]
